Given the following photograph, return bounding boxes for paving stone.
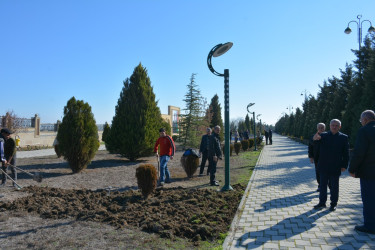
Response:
[223,134,372,250]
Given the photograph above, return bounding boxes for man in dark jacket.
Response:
[348,110,375,234]
[313,119,349,211]
[199,127,212,176]
[1,128,17,187]
[264,130,269,145]
[308,123,326,191]
[208,125,222,186]
[268,129,273,145]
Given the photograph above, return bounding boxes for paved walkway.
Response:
[224,134,375,249]
[17,145,106,158]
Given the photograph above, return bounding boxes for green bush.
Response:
[241,140,249,151]
[180,155,199,178]
[136,164,157,198]
[234,143,241,155]
[57,97,99,173]
[222,144,233,156]
[256,136,263,145]
[248,139,254,148]
[105,63,164,161]
[102,122,110,143]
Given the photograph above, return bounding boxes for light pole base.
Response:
[221,185,233,192]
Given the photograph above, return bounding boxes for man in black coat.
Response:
[313,119,349,211]
[308,123,326,192]
[199,127,212,176]
[208,125,222,186]
[264,130,269,145]
[349,110,375,234]
[268,129,273,145]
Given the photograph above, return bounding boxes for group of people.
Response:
[308,110,375,235]
[153,125,222,187]
[264,129,273,145]
[232,130,250,143]
[0,128,17,188]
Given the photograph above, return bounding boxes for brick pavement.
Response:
[224,133,375,249]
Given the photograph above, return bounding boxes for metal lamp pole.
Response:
[207,42,233,191]
[247,103,257,151]
[345,15,375,50]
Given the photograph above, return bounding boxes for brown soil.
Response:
[0,146,255,249]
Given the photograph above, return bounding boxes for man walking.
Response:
[264,130,269,145]
[199,127,211,176]
[313,119,349,211]
[0,130,7,187]
[154,128,175,186]
[348,110,375,234]
[0,129,17,187]
[308,123,326,192]
[208,125,222,186]
[268,129,273,145]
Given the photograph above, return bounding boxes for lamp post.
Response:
[247,103,257,151]
[207,42,233,191]
[344,15,375,50]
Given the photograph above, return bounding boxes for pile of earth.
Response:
[0,184,245,242]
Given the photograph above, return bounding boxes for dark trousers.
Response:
[314,162,320,187]
[265,136,269,145]
[269,137,272,145]
[360,179,375,230]
[208,156,217,184]
[319,172,339,206]
[199,152,209,174]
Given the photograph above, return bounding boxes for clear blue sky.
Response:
[1,1,375,125]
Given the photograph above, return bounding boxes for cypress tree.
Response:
[209,94,224,140]
[57,97,99,173]
[102,122,110,143]
[105,63,163,161]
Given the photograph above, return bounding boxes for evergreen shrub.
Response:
[248,139,254,148]
[136,164,157,198]
[241,140,249,151]
[57,97,99,173]
[180,155,199,178]
[222,144,233,156]
[234,143,241,155]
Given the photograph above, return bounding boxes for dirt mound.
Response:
[0,184,245,242]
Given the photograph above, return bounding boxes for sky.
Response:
[1,1,375,126]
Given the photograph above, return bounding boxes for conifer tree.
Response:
[209,94,224,140]
[102,122,110,143]
[179,73,205,148]
[57,97,99,173]
[105,63,163,161]
[245,114,252,134]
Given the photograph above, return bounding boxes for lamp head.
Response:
[368,26,375,33]
[344,27,352,34]
[213,42,233,57]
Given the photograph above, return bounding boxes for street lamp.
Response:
[344,14,375,50]
[207,42,233,191]
[247,103,257,151]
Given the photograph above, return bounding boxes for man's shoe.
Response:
[329,205,337,212]
[165,180,172,184]
[355,225,375,235]
[210,182,219,186]
[314,203,326,210]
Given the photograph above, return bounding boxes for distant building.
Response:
[161,105,180,136]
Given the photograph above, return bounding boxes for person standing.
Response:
[313,119,349,211]
[268,129,273,145]
[0,130,7,187]
[199,127,212,176]
[348,110,375,234]
[234,130,239,143]
[208,125,222,186]
[154,128,175,186]
[1,129,17,187]
[264,130,269,145]
[308,123,326,192]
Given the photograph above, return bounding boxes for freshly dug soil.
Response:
[0,184,244,242]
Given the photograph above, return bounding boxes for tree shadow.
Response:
[236,209,330,249]
[0,221,75,239]
[255,191,318,212]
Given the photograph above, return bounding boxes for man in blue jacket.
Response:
[349,110,375,234]
[199,127,212,176]
[313,119,349,211]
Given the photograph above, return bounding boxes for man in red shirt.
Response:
[154,128,175,186]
